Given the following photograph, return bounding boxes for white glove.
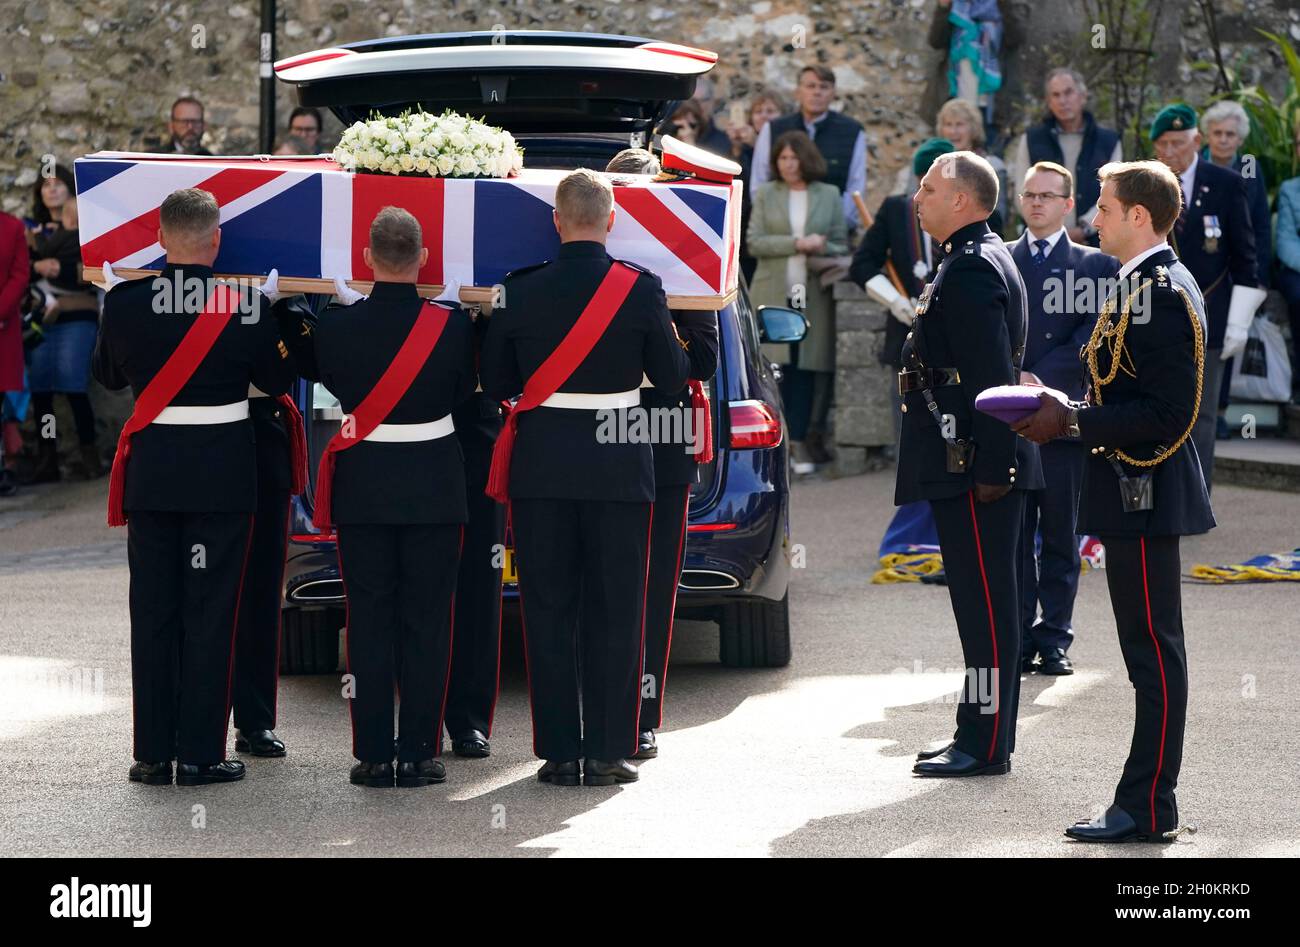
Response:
[99,260,124,290]
[259,268,285,303]
[1221,284,1266,361]
[889,296,915,326]
[432,278,462,305]
[332,275,367,305]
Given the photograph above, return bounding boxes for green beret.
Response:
[913,137,955,177]
[1150,104,1198,141]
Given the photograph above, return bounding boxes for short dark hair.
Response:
[368,206,423,270]
[159,188,220,242]
[289,106,323,132]
[31,163,76,225]
[1025,160,1074,198]
[1098,160,1183,235]
[606,149,660,175]
[935,151,1000,214]
[769,130,827,183]
[798,65,837,86]
[170,96,204,119]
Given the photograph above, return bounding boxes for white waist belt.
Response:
[154,401,250,425]
[363,415,455,442]
[541,389,640,409]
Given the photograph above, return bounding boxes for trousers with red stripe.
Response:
[929,490,1025,762]
[511,498,651,762]
[127,511,253,764]
[639,484,691,731]
[1102,535,1188,834]
[338,524,461,763]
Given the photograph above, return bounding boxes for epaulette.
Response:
[614,258,662,279]
[503,260,552,280]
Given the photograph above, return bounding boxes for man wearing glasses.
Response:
[152,97,212,156]
[1006,161,1117,677]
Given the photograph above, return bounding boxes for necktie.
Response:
[1031,238,1049,265]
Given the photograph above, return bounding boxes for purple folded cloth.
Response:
[975,384,1069,424]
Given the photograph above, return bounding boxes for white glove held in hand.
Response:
[259,268,285,303]
[99,260,124,290]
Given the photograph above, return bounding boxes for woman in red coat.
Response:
[0,210,30,496]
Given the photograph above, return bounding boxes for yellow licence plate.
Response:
[503,547,518,584]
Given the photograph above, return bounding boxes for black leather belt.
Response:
[897,367,961,395]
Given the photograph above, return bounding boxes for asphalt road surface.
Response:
[1,471,1297,857]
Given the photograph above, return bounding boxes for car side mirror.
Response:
[758,306,808,343]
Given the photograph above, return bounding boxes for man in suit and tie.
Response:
[1151,104,1261,491]
[1007,161,1119,675]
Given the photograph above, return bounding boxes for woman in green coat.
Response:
[747,130,848,469]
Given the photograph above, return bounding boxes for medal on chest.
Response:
[1203,214,1221,254]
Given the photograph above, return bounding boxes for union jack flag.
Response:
[74,153,741,301]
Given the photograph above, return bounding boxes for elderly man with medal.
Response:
[1010,159,1215,842]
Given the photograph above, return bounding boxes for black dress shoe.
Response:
[632,730,658,760]
[1021,653,1038,673]
[537,760,580,786]
[129,761,173,785]
[396,759,447,787]
[452,729,490,758]
[583,758,639,786]
[350,761,395,788]
[912,747,1010,778]
[1038,647,1074,675]
[915,740,954,762]
[177,760,246,786]
[235,729,286,757]
[1065,804,1171,843]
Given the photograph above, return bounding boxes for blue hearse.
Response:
[274,30,804,673]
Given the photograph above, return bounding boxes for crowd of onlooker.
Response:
[4,0,1300,495]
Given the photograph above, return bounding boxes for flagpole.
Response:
[258,0,277,153]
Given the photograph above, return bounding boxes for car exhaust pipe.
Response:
[288,578,346,603]
[678,569,741,591]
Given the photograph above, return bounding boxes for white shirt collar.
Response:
[1179,153,1198,205]
[1025,225,1068,257]
[1118,241,1172,281]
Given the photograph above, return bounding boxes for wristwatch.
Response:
[1065,407,1081,439]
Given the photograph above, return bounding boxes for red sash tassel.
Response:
[688,378,713,464]
[277,394,309,495]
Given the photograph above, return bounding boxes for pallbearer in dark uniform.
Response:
[311,207,476,789]
[229,268,314,759]
[900,152,1044,777]
[443,337,505,759]
[92,188,295,786]
[605,145,723,761]
[1015,161,1214,841]
[1007,160,1119,675]
[481,169,689,787]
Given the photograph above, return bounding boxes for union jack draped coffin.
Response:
[73,153,742,305]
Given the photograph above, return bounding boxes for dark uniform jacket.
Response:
[849,194,935,368]
[92,262,294,513]
[649,309,719,488]
[255,296,318,494]
[1171,156,1257,349]
[895,220,1044,504]
[1008,231,1119,401]
[480,240,691,502]
[1075,247,1216,538]
[313,281,476,525]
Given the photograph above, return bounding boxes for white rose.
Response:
[436,154,456,175]
[415,156,431,173]
[399,153,415,171]
[386,131,403,151]
[456,154,479,175]
[381,157,398,174]
[429,132,445,149]
[449,132,468,150]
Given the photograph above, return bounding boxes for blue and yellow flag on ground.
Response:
[873,502,944,583]
[1190,549,1300,583]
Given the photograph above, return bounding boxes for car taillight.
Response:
[728,400,782,449]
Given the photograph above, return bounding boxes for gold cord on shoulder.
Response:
[1084,280,1204,468]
